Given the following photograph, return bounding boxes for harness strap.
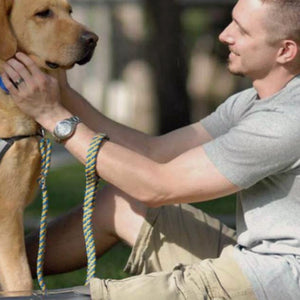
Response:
[0,133,44,163]
[0,139,14,162]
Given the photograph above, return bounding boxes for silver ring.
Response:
[14,77,24,87]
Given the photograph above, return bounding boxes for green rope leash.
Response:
[36,133,107,292]
[36,137,52,293]
[83,133,108,285]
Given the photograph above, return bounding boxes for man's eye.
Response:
[35,9,53,18]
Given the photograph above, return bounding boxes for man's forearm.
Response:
[39,106,237,208]
[61,87,157,158]
[60,86,213,163]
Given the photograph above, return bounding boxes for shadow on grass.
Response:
[33,243,131,290]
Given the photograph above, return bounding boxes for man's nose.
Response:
[219,23,233,44]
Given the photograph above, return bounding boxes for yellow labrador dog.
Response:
[0,0,98,292]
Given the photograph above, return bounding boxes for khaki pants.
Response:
[90,204,257,300]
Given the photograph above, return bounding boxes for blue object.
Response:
[0,76,9,94]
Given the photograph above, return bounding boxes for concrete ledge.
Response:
[0,286,90,299]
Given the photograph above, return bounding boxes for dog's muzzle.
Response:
[76,31,98,65]
[46,31,98,69]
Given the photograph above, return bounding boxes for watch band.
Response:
[68,116,81,126]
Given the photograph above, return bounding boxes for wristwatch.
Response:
[53,116,81,143]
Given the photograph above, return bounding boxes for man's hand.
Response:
[2,52,68,125]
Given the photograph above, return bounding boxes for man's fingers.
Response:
[3,62,27,89]
[2,72,18,94]
[15,52,42,77]
[5,58,32,84]
[15,52,51,87]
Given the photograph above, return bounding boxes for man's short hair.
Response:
[261,0,300,44]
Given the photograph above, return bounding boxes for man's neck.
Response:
[253,70,298,99]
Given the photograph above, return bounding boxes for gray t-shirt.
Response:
[200,75,300,299]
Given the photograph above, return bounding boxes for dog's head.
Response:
[0,0,98,70]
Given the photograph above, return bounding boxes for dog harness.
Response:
[0,77,43,162]
[0,134,44,163]
[0,76,9,94]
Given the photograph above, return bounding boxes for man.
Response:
[2,0,300,298]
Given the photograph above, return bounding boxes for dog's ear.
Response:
[0,0,17,60]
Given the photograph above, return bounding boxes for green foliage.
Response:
[26,163,130,289]
[26,163,86,217]
[193,194,236,215]
[181,8,210,53]
[182,8,210,37]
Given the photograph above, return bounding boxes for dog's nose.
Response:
[80,31,98,48]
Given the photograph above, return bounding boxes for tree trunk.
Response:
[146,0,191,134]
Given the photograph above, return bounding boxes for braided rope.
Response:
[35,133,105,291]
[83,134,107,284]
[36,137,52,293]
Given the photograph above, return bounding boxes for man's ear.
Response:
[0,0,17,61]
[277,40,298,64]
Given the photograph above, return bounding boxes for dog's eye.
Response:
[69,8,73,14]
[35,9,53,18]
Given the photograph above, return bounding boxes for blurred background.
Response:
[67,0,251,135]
[25,0,253,290]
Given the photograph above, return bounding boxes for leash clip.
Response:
[39,127,46,138]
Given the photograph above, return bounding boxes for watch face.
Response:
[55,120,73,138]
[53,116,80,142]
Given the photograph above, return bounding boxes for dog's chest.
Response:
[0,93,39,137]
[0,92,41,202]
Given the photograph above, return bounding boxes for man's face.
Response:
[219,0,280,80]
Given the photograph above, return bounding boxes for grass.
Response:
[26,162,236,289]
[26,163,131,289]
[32,243,131,289]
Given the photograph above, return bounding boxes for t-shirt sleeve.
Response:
[202,110,300,189]
[200,89,253,138]
[200,102,233,138]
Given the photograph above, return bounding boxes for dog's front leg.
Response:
[0,209,32,293]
